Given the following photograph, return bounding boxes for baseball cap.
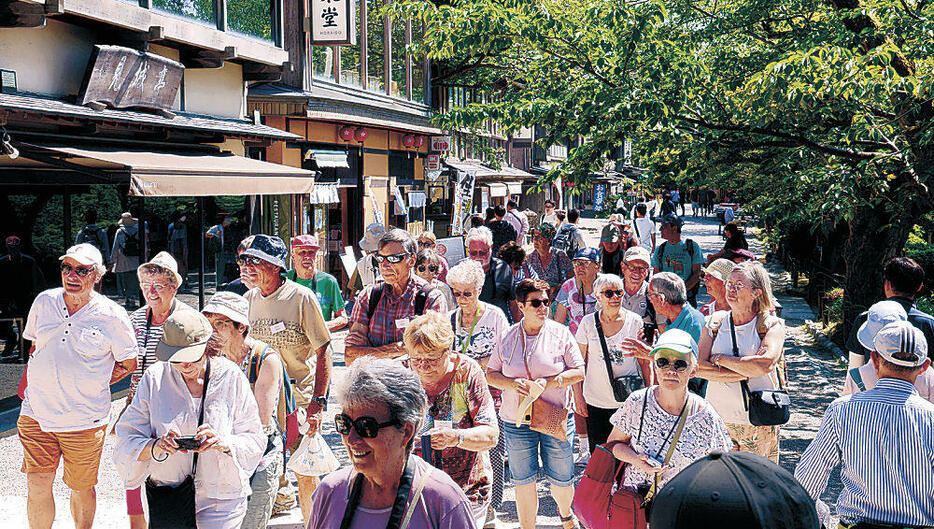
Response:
[650,451,819,529]
[657,213,684,227]
[651,329,698,359]
[359,223,387,253]
[291,234,320,249]
[138,251,183,286]
[600,223,621,243]
[573,248,601,263]
[155,310,213,363]
[703,259,736,282]
[242,234,288,270]
[5,235,20,246]
[726,248,756,262]
[202,291,250,327]
[873,320,929,368]
[624,246,651,266]
[59,243,103,267]
[857,300,907,350]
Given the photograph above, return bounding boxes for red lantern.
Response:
[354,128,368,142]
[402,134,415,148]
[414,135,425,148]
[339,126,355,142]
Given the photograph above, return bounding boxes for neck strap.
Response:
[340,455,416,529]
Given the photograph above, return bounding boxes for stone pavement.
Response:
[0,207,847,527]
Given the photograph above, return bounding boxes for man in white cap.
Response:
[619,246,656,323]
[18,243,138,529]
[796,320,934,529]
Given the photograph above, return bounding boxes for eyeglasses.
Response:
[417,265,439,273]
[334,414,400,438]
[524,298,549,308]
[452,290,474,298]
[140,282,172,293]
[626,264,649,274]
[469,249,490,257]
[724,281,749,292]
[602,289,624,298]
[655,357,690,372]
[374,253,409,264]
[408,355,447,368]
[60,263,95,277]
[417,240,434,247]
[236,255,265,267]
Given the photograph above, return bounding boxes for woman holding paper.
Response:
[487,278,585,529]
[404,311,498,528]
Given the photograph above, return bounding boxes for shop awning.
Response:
[309,183,340,204]
[408,192,426,208]
[445,158,534,179]
[305,150,350,168]
[17,144,315,197]
[506,182,523,195]
[487,183,508,197]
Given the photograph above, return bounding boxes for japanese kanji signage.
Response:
[78,45,183,112]
[310,0,356,46]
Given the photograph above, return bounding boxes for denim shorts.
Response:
[502,413,576,487]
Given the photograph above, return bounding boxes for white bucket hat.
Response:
[138,251,183,287]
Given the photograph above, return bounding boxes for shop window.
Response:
[339,0,363,87]
[411,18,426,103]
[153,0,215,25]
[227,0,274,41]
[312,46,335,80]
[389,151,415,184]
[366,0,385,93]
[390,17,406,98]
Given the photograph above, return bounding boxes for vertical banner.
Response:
[450,169,476,235]
[370,194,384,226]
[310,0,356,45]
[593,183,607,212]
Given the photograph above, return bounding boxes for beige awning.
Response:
[487,183,508,197]
[25,144,314,197]
[506,182,523,195]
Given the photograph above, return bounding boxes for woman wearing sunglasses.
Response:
[414,249,455,309]
[525,223,573,302]
[697,261,785,462]
[310,357,476,529]
[487,279,585,529]
[605,330,731,505]
[574,274,654,453]
[403,311,498,527]
[416,231,449,281]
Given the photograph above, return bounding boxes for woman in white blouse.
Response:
[606,329,731,500]
[574,274,653,453]
[114,311,265,529]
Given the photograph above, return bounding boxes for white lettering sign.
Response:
[311,0,356,45]
[430,136,451,152]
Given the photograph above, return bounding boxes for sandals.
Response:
[560,513,580,529]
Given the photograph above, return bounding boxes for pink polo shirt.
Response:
[487,319,584,424]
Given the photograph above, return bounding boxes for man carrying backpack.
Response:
[652,214,704,307]
[552,208,586,261]
[75,210,110,267]
[344,229,448,365]
[112,212,142,309]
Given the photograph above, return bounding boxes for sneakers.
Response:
[271,491,296,517]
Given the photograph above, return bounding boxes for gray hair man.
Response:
[467,226,518,323]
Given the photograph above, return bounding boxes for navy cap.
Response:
[243,234,288,269]
[650,451,819,529]
[573,247,601,263]
[657,213,684,227]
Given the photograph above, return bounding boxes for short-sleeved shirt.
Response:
[631,217,656,249]
[309,456,476,529]
[451,303,510,406]
[413,355,496,506]
[846,296,934,362]
[576,311,644,409]
[21,288,138,432]
[348,275,448,348]
[487,319,585,424]
[526,248,573,287]
[555,278,597,335]
[245,279,332,405]
[479,258,515,324]
[621,281,655,323]
[666,304,705,343]
[652,239,704,284]
[609,388,732,490]
[285,270,346,321]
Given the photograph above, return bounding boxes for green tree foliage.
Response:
[390,0,934,322]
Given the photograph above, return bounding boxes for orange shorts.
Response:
[18,415,107,490]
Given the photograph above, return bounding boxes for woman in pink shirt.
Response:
[487,278,585,529]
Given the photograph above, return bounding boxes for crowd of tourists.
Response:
[14,199,934,529]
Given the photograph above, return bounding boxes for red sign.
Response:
[430,136,451,152]
[426,154,440,170]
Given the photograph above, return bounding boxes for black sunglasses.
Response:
[417,265,439,273]
[374,253,410,264]
[334,414,401,438]
[236,255,265,266]
[524,298,549,308]
[655,357,690,372]
[602,289,624,298]
[60,263,95,277]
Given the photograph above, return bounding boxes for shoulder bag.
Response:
[145,358,211,529]
[729,315,791,426]
[520,326,570,441]
[595,311,644,403]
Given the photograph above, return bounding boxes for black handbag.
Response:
[596,311,645,403]
[729,316,790,426]
[145,358,211,529]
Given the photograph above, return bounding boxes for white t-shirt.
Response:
[22,288,138,432]
[542,213,559,226]
[632,217,656,249]
[450,302,510,362]
[704,311,783,425]
[576,311,644,409]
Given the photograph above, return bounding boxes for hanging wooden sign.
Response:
[78,45,184,112]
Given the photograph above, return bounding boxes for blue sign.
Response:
[593,184,607,211]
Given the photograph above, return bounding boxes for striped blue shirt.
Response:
[794,378,934,527]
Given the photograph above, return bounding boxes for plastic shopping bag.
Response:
[286,432,341,477]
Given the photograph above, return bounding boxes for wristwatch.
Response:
[455,429,465,448]
[310,396,327,410]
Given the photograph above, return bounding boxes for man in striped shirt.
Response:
[795,320,934,529]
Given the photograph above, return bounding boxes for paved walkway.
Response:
[0,207,846,527]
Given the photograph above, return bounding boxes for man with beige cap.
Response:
[619,246,656,323]
[18,243,138,529]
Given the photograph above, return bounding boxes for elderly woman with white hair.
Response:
[309,357,477,529]
[466,226,518,323]
[573,274,654,453]
[446,259,510,520]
